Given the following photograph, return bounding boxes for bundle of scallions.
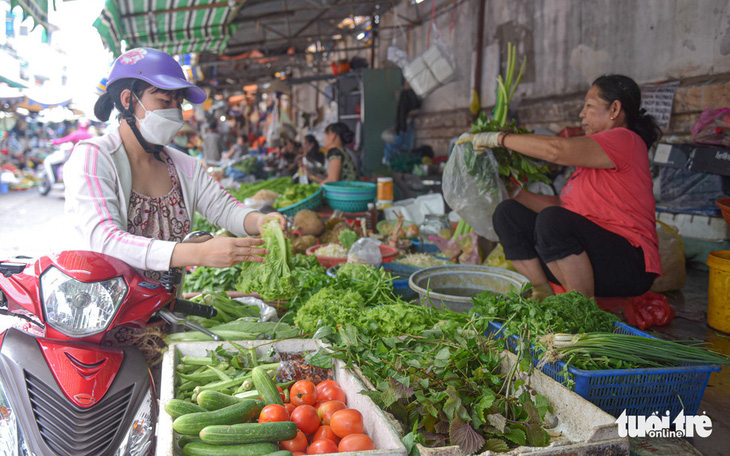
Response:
[538,333,730,369]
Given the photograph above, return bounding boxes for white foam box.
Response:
[656,211,730,240]
[389,351,628,456]
[156,339,407,456]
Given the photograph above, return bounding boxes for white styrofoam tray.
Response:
[156,339,407,456]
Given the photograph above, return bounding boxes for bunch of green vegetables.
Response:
[183,263,243,294]
[228,177,293,203]
[470,42,550,186]
[187,291,260,327]
[272,183,320,209]
[237,219,297,302]
[231,156,259,175]
[305,313,553,454]
[472,289,618,338]
[172,342,284,402]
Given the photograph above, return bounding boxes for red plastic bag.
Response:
[596,291,675,330]
[690,107,730,147]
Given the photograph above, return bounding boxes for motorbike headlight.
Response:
[41,266,127,337]
[114,385,154,456]
[0,376,31,455]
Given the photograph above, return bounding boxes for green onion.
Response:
[539,333,730,368]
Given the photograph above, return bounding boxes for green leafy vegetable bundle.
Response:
[306,314,553,454]
[237,220,297,301]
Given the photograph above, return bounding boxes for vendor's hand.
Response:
[245,211,288,235]
[455,132,501,151]
[199,236,267,267]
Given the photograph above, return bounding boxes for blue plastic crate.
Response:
[486,320,721,420]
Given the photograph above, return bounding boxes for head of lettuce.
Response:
[237,219,297,302]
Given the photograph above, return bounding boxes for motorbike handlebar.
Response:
[172,299,217,319]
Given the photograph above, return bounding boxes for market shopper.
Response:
[301,122,358,183]
[460,74,662,299]
[64,48,286,279]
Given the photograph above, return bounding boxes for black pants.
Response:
[492,200,657,297]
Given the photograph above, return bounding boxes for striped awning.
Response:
[93,0,241,57]
[10,0,50,31]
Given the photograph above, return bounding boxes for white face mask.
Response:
[134,94,184,145]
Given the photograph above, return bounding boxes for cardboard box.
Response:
[156,339,407,456]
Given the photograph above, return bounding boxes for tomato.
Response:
[293,453,306,456]
[315,380,340,397]
[277,385,287,403]
[338,433,374,452]
[259,404,289,423]
[317,400,347,425]
[317,384,347,405]
[330,409,364,438]
[313,424,341,445]
[291,380,318,407]
[291,405,321,434]
[285,402,297,415]
[307,439,339,454]
[280,430,309,453]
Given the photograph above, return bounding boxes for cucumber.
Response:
[164,399,206,419]
[183,442,277,456]
[196,390,244,411]
[252,366,283,406]
[264,451,293,456]
[177,436,203,449]
[173,399,260,436]
[200,422,297,445]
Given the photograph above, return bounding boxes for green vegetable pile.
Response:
[183,264,243,294]
[231,156,260,175]
[305,309,553,454]
[273,183,319,209]
[237,219,297,302]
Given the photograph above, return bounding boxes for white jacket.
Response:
[64,128,256,271]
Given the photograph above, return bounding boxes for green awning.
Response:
[0,75,28,89]
[10,0,50,32]
[93,0,241,57]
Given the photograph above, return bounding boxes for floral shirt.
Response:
[327,147,358,181]
[127,151,191,279]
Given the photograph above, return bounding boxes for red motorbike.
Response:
[0,233,217,456]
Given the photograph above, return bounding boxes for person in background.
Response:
[223,134,249,161]
[64,48,287,280]
[300,122,358,183]
[52,118,93,147]
[459,74,662,299]
[201,119,225,165]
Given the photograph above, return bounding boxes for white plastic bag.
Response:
[347,238,383,267]
[442,137,507,241]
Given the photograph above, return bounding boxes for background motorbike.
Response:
[37,143,73,196]
[0,232,216,456]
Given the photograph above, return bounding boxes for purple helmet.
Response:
[106,48,207,104]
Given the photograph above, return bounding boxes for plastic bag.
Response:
[428,232,481,264]
[347,238,382,267]
[484,243,517,271]
[690,106,730,147]
[393,25,457,98]
[442,137,507,241]
[650,221,686,293]
[597,292,675,330]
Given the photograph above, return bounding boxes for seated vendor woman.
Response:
[301,122,358,183]
[460,74,662,299]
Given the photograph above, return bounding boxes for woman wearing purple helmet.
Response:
[64,48,286,276]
